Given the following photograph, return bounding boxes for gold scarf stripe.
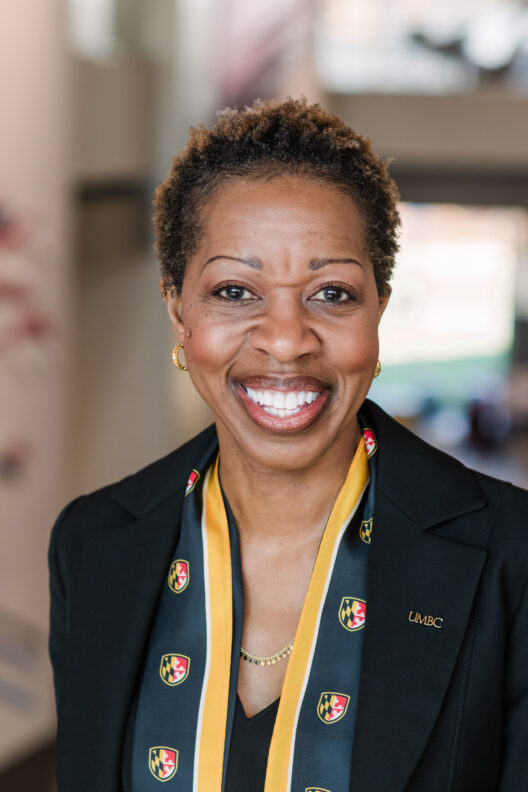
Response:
[194,459,233,789]
[194,441,368,791]
[264,439,368,792]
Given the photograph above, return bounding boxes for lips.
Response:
[235,376,331,433]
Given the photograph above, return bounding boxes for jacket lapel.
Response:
[58,490,185,791]
[350,402,488,790]
[350,489,487,790]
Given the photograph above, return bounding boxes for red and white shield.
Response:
[362,428,377,458]
[339,597,366,631]
[185,469,200,496]
[176,561,188,589]
[168,559,189,593]
[160,653,190,686]
[318,692,350,724]
[149,746,178,781]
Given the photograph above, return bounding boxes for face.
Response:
[163,176,389,472]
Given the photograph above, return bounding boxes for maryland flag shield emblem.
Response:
[317,692,350,724]
[362,428,377,458]
[160,654,190,686]
[305,788,332,792]
[339,597,366,631]
[359,518,373,544]
[148,746,178,781]
[185,469,200,496]
[168,559,189,593]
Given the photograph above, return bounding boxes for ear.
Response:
[377,288,391,324]
[160,278,185,342]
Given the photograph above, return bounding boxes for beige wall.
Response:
[0,0,70,629]
[0,0,70,769]
[329,91,528,170]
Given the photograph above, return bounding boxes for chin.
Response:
[216,409,360,474]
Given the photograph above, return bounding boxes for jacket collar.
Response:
[362,399,487,531]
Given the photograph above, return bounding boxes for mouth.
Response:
[235,376,331,433]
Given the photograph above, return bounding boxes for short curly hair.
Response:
[154,97,400,297]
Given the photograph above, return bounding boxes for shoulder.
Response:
[366,399,528,612]
[365,397,528,543]
[478,474,528,603]
[49,423,217,567]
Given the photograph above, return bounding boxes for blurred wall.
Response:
[329,91,528,205]
[70,0,218,495]
[0,0,69,774]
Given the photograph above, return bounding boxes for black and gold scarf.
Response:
[132,418,377,791]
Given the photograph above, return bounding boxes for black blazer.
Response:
[49,400,528,791]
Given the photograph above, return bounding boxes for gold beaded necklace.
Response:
[240,639,294,666]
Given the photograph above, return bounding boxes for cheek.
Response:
[326,316,379,373]
[183,310,241,382]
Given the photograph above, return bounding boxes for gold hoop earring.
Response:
[172,343,188,372]
[373,360,381,378]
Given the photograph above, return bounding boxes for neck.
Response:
[217,421,361,549]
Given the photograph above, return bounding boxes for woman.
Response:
[49,98,528,792]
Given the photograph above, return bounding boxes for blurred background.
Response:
[0,0,527,788]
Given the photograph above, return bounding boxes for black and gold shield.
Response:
[359,517,373,544]
[338,597,366,631]
[148,746,178,781]
[167,559,189,593]
[317,692,350,724]
[159,653,190,686]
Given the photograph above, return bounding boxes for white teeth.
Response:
[265,407,302,417]
[244,387,321,415]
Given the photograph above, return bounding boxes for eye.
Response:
[213,283,258,301]
[310,285,354,303]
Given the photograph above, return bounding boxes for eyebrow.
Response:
[202,255,363,271]
[309,257,363,270]
[202,255,262,272]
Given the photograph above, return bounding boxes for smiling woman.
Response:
[164,176,387,463]
[49,98,528,792]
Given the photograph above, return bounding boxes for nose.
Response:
[249,294,321,363]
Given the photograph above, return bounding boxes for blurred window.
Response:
[316,0,528,93]
[68,0,116,58]
[371,203,527,408]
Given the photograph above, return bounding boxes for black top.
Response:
[225,695,279,791]
[122,690,278,791]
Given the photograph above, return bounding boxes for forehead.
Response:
[196,175,367,255]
